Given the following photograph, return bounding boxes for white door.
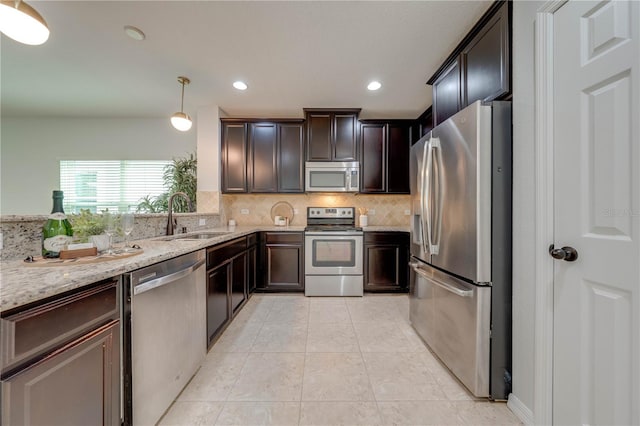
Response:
[553,1,640,425]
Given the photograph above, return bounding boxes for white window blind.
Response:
[60,160,170,213]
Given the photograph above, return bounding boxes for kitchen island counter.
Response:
[0,226,305,313]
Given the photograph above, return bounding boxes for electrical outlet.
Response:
[369,209,376,215]
[404,209,411,216]
[0,232,3,250]
[293,208,299,214]
[199,218,206,226]
[240,209,249,215]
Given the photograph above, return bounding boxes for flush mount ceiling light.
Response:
[0,0,50,45]
[170,76,192,132]
[124,25,145,41]
[367,81,382,91]
[233,81,248,91]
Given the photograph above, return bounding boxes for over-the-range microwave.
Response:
[305,161,360,192]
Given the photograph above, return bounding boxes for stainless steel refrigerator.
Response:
[409,100,512,400]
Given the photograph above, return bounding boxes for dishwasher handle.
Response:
[134,258,205,296]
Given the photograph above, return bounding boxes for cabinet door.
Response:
[364,232,409,292]
[306,113,332,161]
[461,1,509,106]
[433,59,461,126]
[334,113,358,161]
[2,321,120,426]
[266,245,303,290]
[231,253,247,315]
[221,123,247,193]
[207,265,229,346]
[278,123,304,192]
[387,122,411,193]
[360,123,386,193]
[249,123,278,193]
[247,245,257,293]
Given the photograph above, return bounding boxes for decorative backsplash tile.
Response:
[221,194,411,227]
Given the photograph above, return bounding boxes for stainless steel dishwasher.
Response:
[122,250,206,426]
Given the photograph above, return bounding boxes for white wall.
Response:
[0,117,196,214]
[510,0,544,421]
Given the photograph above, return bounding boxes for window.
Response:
[60,160,170,213]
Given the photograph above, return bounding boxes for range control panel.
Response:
[307,207,355,219]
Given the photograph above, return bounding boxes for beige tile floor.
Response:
[160,294,522,426]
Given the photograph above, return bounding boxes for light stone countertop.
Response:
[0,224,407,313]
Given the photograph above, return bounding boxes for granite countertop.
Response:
[0,224,407,313]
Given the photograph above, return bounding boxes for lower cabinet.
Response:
[258,232,304,292]
[1,279,121,425]
[364,232,409,292]
[206,235,257,347]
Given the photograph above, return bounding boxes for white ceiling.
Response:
[1,1,491,120]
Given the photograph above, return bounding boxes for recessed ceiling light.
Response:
[367,81,382,91]
[233,81,248,91]
[124,25,145,41]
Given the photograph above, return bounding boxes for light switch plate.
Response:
[199,218,206,226]
[241,209,249,215]
[404,209,411,216]
[369,209,376,215]
[0,232,3,250]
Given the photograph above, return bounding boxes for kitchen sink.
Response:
[161,232,231,241]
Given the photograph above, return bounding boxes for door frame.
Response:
[533,1,567,425]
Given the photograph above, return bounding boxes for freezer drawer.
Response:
[409,261,490,397]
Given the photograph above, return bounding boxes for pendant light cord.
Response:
[180,80,185,113]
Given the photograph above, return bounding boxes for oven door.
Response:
[305,232,363,275]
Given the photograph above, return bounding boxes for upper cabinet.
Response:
[360,120,412,194]
[304,108,361,161]
[428,0,511,125]
[221,122,248,193]
[221,119,304,194]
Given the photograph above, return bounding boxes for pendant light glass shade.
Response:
[0,0,49,45]
[171,76,192,132]
[171,112,193,131]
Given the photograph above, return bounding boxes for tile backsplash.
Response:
[222,194,411,227]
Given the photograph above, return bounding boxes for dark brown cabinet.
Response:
[221,122,248,193]
[360,120,412,194]
[428,1,510,125]
[305,108,361,161]
[258,232,304,292]
[1,279,120,426]
[364,232,409,292]
[412,106,433,144]
[222,119,304,193]
[432,59,462,126]
[206,236,253,347]
[461,0,510,106]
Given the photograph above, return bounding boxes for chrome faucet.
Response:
[166,192,193,235]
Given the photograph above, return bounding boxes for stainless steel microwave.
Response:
[305,161,360,192]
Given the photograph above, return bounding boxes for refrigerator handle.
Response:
[420,140,430,255]
[424,138,436,255]
[432,138,445,253]
[427,138,440,255]
[411,263,473,297]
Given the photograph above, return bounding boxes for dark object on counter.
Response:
[42,190,74,258]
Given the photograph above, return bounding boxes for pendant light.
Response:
[171,76,192,132]
[0,0,49,45]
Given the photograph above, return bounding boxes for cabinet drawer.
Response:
[364,231,409,245]
[265,232,303,244]
[1,279,119,374]
[207,237,247,269]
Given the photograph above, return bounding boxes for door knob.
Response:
[548,244,578,262]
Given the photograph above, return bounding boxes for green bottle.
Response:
[42,190,74,258]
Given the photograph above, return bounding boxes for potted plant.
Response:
[137,153,197,213]
[69,209,110,251]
